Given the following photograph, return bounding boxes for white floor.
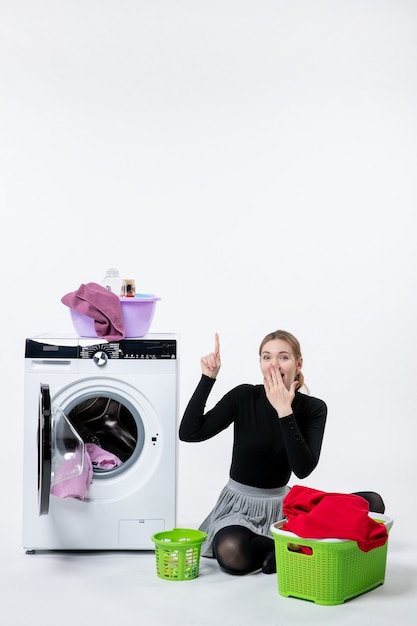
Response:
[3,515,416,626]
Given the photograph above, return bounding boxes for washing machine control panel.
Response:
[81,343,120,361]
[26,337,177,360]
[82,340,177,361]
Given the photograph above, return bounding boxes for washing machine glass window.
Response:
[38,385,86,515]
[65,392,145,476]
[52,405,85,482]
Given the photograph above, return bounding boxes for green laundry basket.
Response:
[270,513,393,605]
[151,528,207,581]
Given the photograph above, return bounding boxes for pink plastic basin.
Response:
[69,296,160,338]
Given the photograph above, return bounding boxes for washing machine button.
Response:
[93,351,109,367]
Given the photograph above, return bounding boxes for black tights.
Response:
[212,490,385,575]
[213,525,274,575]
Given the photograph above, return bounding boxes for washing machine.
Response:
[22,332,178,552]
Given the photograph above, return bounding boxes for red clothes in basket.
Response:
[282,486,388,552]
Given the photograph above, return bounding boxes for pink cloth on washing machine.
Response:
[86,443,123,469]
[51,445,122,500]
[61,282,125,341]
[51,449,93,500]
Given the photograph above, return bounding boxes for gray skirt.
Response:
[198,478,290,557]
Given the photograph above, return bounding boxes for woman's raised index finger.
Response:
[214,332,220,354]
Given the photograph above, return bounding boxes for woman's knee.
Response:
[212,526,256,575]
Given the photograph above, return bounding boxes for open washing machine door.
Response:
[38,384,85,516]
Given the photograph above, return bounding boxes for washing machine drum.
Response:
[67,397,137,462]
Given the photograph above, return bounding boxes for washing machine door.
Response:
[38,384,52,516]
[38,384,85,516]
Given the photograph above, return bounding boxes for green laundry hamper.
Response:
[151,528,207,581]
[270,513,393,605]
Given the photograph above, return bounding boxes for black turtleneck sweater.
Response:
[179,375,327,489]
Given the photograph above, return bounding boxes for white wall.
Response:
[1,1,416,535]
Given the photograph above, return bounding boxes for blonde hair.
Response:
[259,330,308,392]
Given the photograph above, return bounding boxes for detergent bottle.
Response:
[101,268,125,295]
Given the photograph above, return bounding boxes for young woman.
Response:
[179,330,385,575]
